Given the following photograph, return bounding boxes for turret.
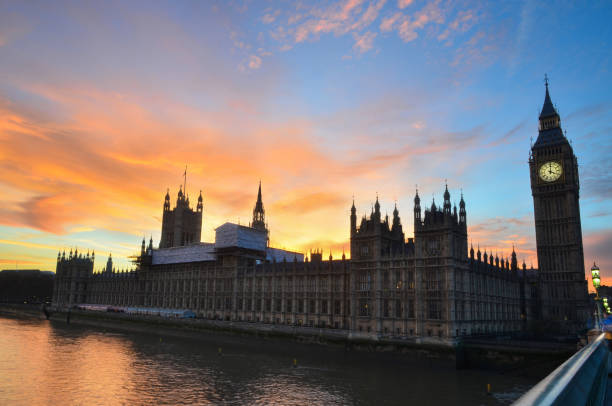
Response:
[470,243,474,260]
[511,246,518,271]
[105,253,113,274]
[141,238,146,255]
[177,186,184,205]
[350,198,357,236]
[443,183,451,215]
[391,202,402,235]
[164,189,170,211]
[252,181,267,233]
[459,192,466,224]
[414,188,421,229]
[374,194,381,220]
[197,190,203,213]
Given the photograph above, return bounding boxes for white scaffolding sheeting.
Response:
[152,243,216,265]
[215,222,267,251]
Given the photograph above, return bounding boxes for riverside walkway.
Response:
[513,332,612,406]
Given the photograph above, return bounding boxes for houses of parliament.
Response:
[53,84,590,338]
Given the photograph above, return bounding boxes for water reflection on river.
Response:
[0,316,539,405]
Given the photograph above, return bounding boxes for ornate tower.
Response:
[529,79,589,332]
[159,182,203,248]
[350,198,357,237]
[251,182,269,242]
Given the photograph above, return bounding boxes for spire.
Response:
[414,187,421,225]
[256,180,262,207]
[350,196,357,236]
[539,75,558,119]
[392,201,401,232]
[252,181,267,233]
[443,182,451,215]
[535,75,565,148]
[183,165,187,197]
[470,243,474,259]
[374,193,380,215]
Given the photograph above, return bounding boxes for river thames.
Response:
[0,315,544,405]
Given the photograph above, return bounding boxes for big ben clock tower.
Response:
[529,78,589,333]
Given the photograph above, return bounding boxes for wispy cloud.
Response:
[353,31,377,53]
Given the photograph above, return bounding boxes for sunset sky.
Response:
[0,1,610,285]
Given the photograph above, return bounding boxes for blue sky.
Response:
[0,0,610,284]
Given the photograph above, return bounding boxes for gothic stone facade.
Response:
[54,183,534,339]
[529,82,589,333]
[53,84,589,338]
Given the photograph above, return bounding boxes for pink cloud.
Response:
[248,55,262,69]
[380,12,403,32]
[398,0,414,9]
[353,31,377,53]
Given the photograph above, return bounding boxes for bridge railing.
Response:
[513,333,609,406]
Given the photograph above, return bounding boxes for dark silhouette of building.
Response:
[0,269,54,304]
[529,79,589,333]
[159,186,203,248]
[250,181,269,244]
[53,249,94,306]
[52,81,592,338]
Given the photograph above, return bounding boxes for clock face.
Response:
[539,161,563,182]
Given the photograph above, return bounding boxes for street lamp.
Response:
[591,262,601,293]
[591,262,602,329]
